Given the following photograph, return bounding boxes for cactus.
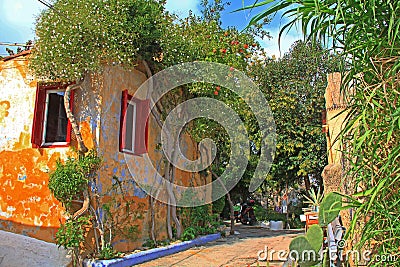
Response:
[288,225,323,267]
[289,192,343,266]
[318,192,342,227]
[307,224,324,252]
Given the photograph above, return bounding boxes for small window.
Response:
[31,84,73,148]
[119,90,149,155]
[122,100,137,153]
[43,90,68,143]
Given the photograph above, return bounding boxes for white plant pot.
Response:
[260,221,269,228]
[269,220,284,230]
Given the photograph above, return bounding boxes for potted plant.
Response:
[304,188,323,212]
[266,211,287,230]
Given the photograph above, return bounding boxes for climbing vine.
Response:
[49,151,145,264]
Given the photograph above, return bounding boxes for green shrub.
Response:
[253,205,268,220]
[56,216,91,249]
[48,150,101,208]
[180,205,222,241]
[98,244,120,260]
[181,226,198,241]
[265,210,287,222]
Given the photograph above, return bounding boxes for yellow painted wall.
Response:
[0,54,209,250]
[83,65,208,251]
[0,54,68,241]
[325,72,349,165]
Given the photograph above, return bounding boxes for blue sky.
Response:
[0,0,302,57]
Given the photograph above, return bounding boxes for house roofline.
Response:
[2,50,31,62]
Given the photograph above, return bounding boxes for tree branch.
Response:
[64,83,88,154]
[212,171,234,235]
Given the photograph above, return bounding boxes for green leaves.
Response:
[180,205,221,241]
[31,0,167,81]
[289,224,323,266]
[56,215,91,249]
[48,150,101,207]
[304,187,324,207]
[318,192,342,227]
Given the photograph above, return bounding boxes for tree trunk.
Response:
[304,175,311,191]
[64,83,89,220]
[142,59,183,239]
[226,192,235,235]
[165,163,173,240]
[142,60,159,242]
[212,171,235,235]
[64,83,88,155]
[73,188,90,219]
[170,159,182,238]
[165,160,182,239]
[285,181,289,229]
[149,196,156,241]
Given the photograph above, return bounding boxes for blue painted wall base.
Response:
[84,233,221,267]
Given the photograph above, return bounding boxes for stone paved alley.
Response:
[136,224,302,267]
[0,224,302,267]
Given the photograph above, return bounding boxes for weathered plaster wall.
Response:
[1,56,210,249]
[82,65,209,252]
[323,72,354,240]
[0,55,68,242]
[325,72,349,165]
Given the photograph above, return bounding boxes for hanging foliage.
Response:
[31,0,167,81]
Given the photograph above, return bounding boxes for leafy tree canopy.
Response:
[31,0,167,80]
[250,41,338,190]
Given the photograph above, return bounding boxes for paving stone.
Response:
[0,230,70,267]
[136,224,303,267]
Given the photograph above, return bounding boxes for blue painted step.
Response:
[85,233,221,267]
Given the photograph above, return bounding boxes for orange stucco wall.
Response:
[0,55,209,250]
[0,55,68,241]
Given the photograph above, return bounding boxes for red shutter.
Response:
[65,89,74,144]
[31,85,46,147]
[119,90,129,152]
[134,98,150,155]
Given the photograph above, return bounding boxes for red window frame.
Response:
[119,90,149,155]
[31,83,74,148]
